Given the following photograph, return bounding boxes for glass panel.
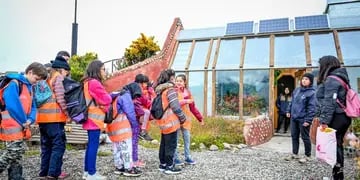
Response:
[274,35,306,68]
[215,39,242,69]
[216,71,239,116]
[207,70,213,116]
[188,72,204,116]
[177,27,225,40]
[208,40,218,68]
[244,37,270,68]
[171,42,192,70]
[338,31,360,66]
[309,33,337,66]
[188,41,210,70]
[347,67,360,94]
[243,70,269,117]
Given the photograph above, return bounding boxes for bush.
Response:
[144,117,245,150]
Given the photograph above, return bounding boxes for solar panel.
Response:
[259,18,289,33]
[226,21,254,35]
[295,15,329,30]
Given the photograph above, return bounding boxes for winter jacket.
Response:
[116,90,138,129]
[177,87,203,122]
[316,68,349,125]
[287,86,316,124]
[276,94,292,115]
[123,82,144,117]
[3,73,37,125]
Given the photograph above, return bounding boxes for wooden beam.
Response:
[304,32,312,66]
[168,41,179,68]
[204,70,208,116]
[269,69,275,132]
[240,37,246,68]
[333,30,344,64]
[204,39,214,69]
[185,40,196,70]
[212,38,221,69]
[212,69,216,116]
[239,69,244,119]
[269,35,275,67]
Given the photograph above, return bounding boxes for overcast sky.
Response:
[0,0,327,72]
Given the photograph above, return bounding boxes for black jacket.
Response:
[316,68,349,124]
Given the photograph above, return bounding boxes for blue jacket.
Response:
[116,90,139,128]
[276,94,292,115]
[3,73,37,126]
[287,86,316,123]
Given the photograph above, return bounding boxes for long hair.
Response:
[175,74,187,88]
[82,60,104,82]
[155,69,175,86]
[317,55,341,84]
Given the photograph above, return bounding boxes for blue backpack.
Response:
[34,80,52,108]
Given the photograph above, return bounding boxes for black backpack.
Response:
[0,76,23,120]
[63,77,92,124]
[150,90,169,119]
[104,96,119,124]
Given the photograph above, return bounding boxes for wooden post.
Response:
[240,37,246,68]
[333,30,344,64]
[185,40,196,70]
[204,70,208,116]
[269,35,275,67]
[204,39,214,69]
[304,32,312,66]
[168,41,179,68]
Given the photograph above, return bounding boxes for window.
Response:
[244,37,270,68]
[216,39,242,69]
[188,72,204,115]
[207,40,218,68]
[338,31,360,66]
[347,67,360,94]
[309,33,337,66]
[216,71,239,116]
[188,41,210,70]
[172,42,192,70]
[274,35,306,68]
[243,70,269,117]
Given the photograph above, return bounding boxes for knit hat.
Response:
[51,56,70,71]
[302,73,314,85]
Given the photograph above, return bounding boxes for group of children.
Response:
[0,50,203,179]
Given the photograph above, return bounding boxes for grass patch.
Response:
[97,151,112,157]
[146,117,245,150]
[25,150,40,157]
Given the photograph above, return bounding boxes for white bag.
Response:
[315,127,337,167]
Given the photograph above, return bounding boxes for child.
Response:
[285,73,316,163]
[36,56,70,179]
[174,74,204,165]
[0,62,47,179]
[275,87,291,134]
[107,89,141,177]
[155,69,186,175]
[81,60,112,180]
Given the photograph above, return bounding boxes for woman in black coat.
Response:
[316,55,352,180]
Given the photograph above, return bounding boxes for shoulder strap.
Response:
[328,75,349,91]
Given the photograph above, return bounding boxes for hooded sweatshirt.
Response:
[3,73,37,126]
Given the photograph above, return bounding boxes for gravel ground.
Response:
[0,142,357,180]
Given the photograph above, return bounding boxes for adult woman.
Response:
[316,55,352,180]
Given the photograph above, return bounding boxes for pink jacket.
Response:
[82,79,112,130]
[178,87,203,122]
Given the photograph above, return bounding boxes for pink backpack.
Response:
[328,75,360,118]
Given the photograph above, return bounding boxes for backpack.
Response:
[0,76,23,120]
[34,80,52,108]
[104,95,120,124]
[328,75,360,118]
[63,78,92,124]
[150,90,169,119]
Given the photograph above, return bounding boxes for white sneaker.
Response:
[86,173,106,180]
[82,172,88,179]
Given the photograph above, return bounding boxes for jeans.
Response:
[329,113,351,180]
[39,123,66,178]
[159,131,178,167]
[290,120,311,156]
[131,126,139,162]
[174,127,192,161]
[84,130,100,175]
[113,138,133,170]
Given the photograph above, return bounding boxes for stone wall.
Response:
[243,115,273,146]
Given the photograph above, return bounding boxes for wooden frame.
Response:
[333,30,344,64]
[168,41,179,68]
[304,32,312,66]
[185,40,196,70]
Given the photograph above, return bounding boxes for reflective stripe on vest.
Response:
[36,73,67,124]
[177,91,193,130]
[84,81,105,130]
[0,82,31,141]
[156,88,181,134]
[106,114,132,142]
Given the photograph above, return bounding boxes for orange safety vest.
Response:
[106,113,132,142]
[177,91,193,130]
[36,72,67,124]
[84,81,106,130]
[156,88,180,134]
[0,80,32,141]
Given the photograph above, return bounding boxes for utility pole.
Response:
[71,0,78,56]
